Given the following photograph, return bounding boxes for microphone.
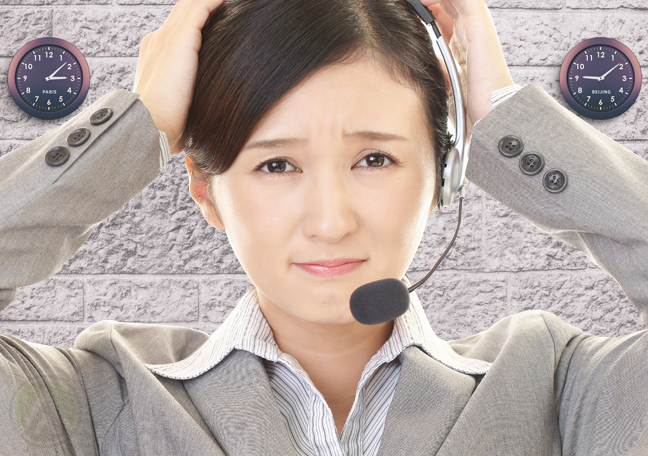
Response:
[350,197,464,325]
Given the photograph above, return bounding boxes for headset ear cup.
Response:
[438,143,462,209]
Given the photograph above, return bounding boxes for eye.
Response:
[254,158,298,175]
[355,151,397,169]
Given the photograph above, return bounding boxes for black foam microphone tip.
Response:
[349,278,410,325]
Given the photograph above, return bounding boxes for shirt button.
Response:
[498,135,524,158]
[67,128,91,147]
[543,169,568,193]
[519,152,544,176]
[45,146,70,167]
[90,108,113,126]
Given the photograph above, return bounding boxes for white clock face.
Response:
[15,45,84,113]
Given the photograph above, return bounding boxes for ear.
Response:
[185,156,226,230]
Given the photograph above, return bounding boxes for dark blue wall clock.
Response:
[560,37,641,120]
[8,37,90,120]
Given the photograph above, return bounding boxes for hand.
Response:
[420,0,515,132]
[133,0,225,156]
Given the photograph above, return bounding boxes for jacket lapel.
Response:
[183,349,297,456]
[377,345,477,456]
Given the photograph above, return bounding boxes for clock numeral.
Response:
[35,96,39,102]
[622,75,627,82]
[47,99,51,106]
[67,87,72,93]
[578,87,582,94]
[26,87,30,93]
[33,54,41,61]
[45,51,53,58]
[619,63,624,69]
[574,63,585,70]
[586,55,592,61]
[611,96,615,103]
[575,75,579,81]
[71,76,75,82]
[59,96,63,102]
[619,87,624,93]
[67,64,72,70]
[597,51,605,59]
[60,55,63,61]
[587,96,591,102]
[612,55,615,61]
[22,63,33,70]
[22,75,27,81]
[599,99,603,106]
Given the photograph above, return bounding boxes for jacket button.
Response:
[498,135,524,157]
[45,146,70,167]
[67,128,90,147]
[543,169,568,193]
[90,108,113,126]
[519,152,544,175]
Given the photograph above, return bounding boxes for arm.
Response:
[467,84,648,324]
[0,90,163,310]
[468,82,648,456]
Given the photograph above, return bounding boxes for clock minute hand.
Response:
[45,63,67,81]
[599,63,621,81]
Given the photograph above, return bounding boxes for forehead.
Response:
[245,55,429,143]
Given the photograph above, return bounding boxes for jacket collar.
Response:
[144,275,491,379]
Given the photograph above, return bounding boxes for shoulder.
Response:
[73,320,210,368]
[448,310,584,364]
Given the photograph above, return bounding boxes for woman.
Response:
[1,0,647,454]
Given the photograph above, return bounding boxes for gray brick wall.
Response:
[1,0,646,348]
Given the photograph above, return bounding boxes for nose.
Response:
[301,168,359,243]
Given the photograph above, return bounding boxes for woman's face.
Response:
[208,55,438,327]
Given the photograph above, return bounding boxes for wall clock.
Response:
[560,37,641,120]
[8,37,90,120]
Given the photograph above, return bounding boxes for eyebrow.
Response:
[242,131,409,151]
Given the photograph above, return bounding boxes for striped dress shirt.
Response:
[149,84,522,455]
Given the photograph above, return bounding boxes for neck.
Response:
[258,292,394,434]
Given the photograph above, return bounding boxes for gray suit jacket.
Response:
[1,84,648,455]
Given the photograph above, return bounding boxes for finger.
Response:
[428,4,455,42]
[161,0,224,33]
[172,0,225,37]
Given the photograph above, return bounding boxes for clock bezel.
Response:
[7,37,90,120]
[560,37,642,120]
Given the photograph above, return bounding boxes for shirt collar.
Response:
[145,275,492,380]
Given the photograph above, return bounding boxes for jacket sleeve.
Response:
[0,89,163,310]
[0,90,165,454]
[466,83,648,454]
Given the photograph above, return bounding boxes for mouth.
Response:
[293,259,365,277]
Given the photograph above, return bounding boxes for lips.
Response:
[293,258,365,277]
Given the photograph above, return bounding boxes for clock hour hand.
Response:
[582,76,602,80]
[48,76,68,80]
[45,63,67,81]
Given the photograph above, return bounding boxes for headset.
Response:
[349,1,470,324]
[405,0,468,210]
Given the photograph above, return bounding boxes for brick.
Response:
[53,8,171,57]
[0,0,109,4]
[60,153,244,275]
[0,9,52,56]
[415,272,510,340]
[0,140,27,158]
[86,58,138,103]
[117,0,175,4]
[0,323,88,348]
[0,277,83,321]
[85,276,199,322]
[566,0,648,9]
[487,0,563,8]
[509,270,646,337]
[200,276,254,324]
